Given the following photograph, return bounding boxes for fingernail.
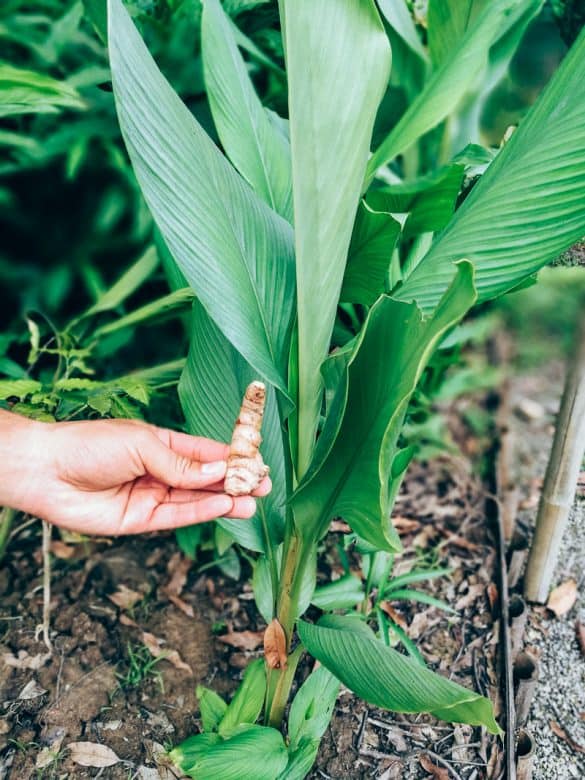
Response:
[201,460,227,478]
[237,497,256,517]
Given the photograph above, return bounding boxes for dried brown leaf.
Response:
[167,593,195,618]
[379,602,408,629]
[547,579,578,617]
[393,516,421,534]
[218,630,264,651]
[50,540,76,559]
[165,552,191,598]
[3,651,50,670]
[68,742,120,767]
[419,754,449,780]
[141,632,193,674]
[487,582,499,612]
[330,520,351,533]
[549,720,585,753]
[455,583,486,610]
[119,613,138,628]
[18,680,47,700]
[264,619,287,670]
[108,584,144,610]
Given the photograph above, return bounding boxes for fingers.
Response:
[252,476,272,497]
[153,427,229,462]
[139,432,227,490]
[148,493,257,531]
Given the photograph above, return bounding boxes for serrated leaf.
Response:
[0,380,42,401]
[298,617,501,734]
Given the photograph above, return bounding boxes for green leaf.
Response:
[197,685,228,733]
[377,0,428,62]
[202,0,292,220]
[171,724,288,780]
[398,27,585,312]
[82,247,159,319]
[93,287,195,337]
[179,301,286,553]
[292,263,476,550]
[281,0,391,475]
[287,665,340,749]
[0,63,85,117]
[108,0,295,393]
[252,554,275,623]
[0,380,42,401]
[340,202,401,306]
[385,567,452,592]
[278,666,340,779]
[427,0,489,67]
[176,524,203,560]
[367,164,464,239]
[366,0,535,183]
[298,617,501,733]
[218,660,267,737]
[311,574,365,611]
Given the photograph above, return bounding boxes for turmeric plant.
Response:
[107,0,585,775]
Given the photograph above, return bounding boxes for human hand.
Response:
[0,412,271,535]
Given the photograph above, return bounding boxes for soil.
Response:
[0,397,504,779]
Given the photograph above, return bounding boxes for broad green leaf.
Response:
[252,554,275,623]
[218,659,267,737]
[367,164,464,239]
[298,617,501,733]
[0,63,85,117]
[82,247,159,319]
[287,666,339,749]
[83,0,107,41]
[281,0,391,475]
[366,0,535,184]
[197,685,228,733]
[340,202,401,306]
[278,666,340,779]
[170,725,288,780]
[108,0,295,393]
[179,301,286,553]
[202,0,292,220]
[398,27,585,312]
[377,0,428,62]
[427,0,489,67]
[176,524,203,560]
[292,263,476,550]
[0,380,42,401]
[385,567,452,593]
[311,574,364,611]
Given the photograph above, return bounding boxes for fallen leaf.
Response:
[264,619,288,670]
[68,742,120,767]
[119,613,138,627]
[108,584,144,610]
[330,519,350,533]
[3,650,51,670]
[419,754,449,779]
[393,516,422,534]
[487,582,499,612]
[547,579,578,617]
[50,540,76,559]
[167,593,195,618]
[379,602,408,629]
[164,552,191,598]
[455,583,486,610]
[18,679,47,700]
[549,721,585,753]
[141,631,193,674]
[218,630,264,651]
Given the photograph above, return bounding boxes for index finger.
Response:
[153,428,230,462]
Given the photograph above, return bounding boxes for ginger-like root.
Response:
[224,381,270,497]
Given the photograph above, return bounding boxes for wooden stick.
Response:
[524,314,585,603]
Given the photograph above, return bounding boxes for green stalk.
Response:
[0,507,16,563]
[265,644,304,728]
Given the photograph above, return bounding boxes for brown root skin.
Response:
[224,381,269,497]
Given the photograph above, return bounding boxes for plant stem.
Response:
[0,506,16,562]
[265,644,304,728]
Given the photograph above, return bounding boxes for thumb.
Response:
[138,432,227,489]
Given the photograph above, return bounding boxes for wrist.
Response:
[0,410,52,514]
